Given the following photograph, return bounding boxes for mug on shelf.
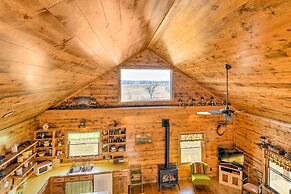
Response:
[17,155,24,163]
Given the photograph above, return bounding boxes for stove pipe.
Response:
[162,119,170,168]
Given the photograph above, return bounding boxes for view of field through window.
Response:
[68,132,100,157]
[120,69,171,102]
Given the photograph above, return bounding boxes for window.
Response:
[268,161,291,194]
[120,69,171,102]
[68,131,100,157]
[179,133,204,164]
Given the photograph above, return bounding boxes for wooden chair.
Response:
[242,167,262,194]
[129,165,144,194]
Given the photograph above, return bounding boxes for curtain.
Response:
[65,180,93,194]
[180,133,204,142]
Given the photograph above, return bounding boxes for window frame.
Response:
[178,132,205,166]
[119,67,173,103]
[267,161,291,194]
[66,130,102,160]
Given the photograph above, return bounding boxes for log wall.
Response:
[54,49,221,108]
[234,113,291,182]
[38,107,234,182]
[0,118,38,155]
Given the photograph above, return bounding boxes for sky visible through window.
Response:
[120,69,171,102]
[121,69,171,81]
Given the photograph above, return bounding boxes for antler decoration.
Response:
[216,121,228,136]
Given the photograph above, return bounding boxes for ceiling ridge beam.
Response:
[145,0,176,49]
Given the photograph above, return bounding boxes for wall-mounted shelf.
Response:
[0,152,36,183]
[102,126,127,159]
[12,162,37,179]
[0,141,37,193]
[34,129,65,161]
[0,141,37,169]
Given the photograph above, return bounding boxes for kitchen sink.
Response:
[68,166,82,174]
[81,165,93,172]
[68,165,94,174]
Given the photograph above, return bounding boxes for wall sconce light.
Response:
[2,110,15,118]
[78,119,86,128]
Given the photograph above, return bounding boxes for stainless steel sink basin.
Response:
[67,165,93,174]
[68,166,82,174]
[81,165,93,172]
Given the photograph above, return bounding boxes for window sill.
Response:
[179,162,191,167]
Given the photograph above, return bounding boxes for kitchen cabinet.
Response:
[50,177,65,194]
[65,175,80,182]
[38,179,50,194]
[51,182,65,194]
[79,174,93,181]
[113,171,128,194]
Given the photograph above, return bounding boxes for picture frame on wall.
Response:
[135,133,152,144]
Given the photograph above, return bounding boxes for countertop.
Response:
[15,162,129,194]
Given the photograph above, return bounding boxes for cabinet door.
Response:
[52,183,65,194]
[113,176,128,194]
[38,180,49,194]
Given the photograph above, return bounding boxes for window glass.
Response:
[180,133,203,164]
[120,69,171,102]
[268,161,291,194]
[68,132,100,157]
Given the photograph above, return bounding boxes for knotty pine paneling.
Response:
[55,49,221,108]
[149,0,291,123]
[47,0,175,65]
[234,112,291,182]
[38,106,234,182]
[0,118,38,155]
[0,2,112,130]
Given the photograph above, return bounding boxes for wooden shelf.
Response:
[36,156,53,160]
[102,126,126,159]
[34,138,53,140]
[103,151,125,155]
[108,126,126,130]
[34,130,59,160]
[0,141,37,169]
[109,134,126,137]
[12,162,37,179]
[35,129,55,133]
[36,146,53,148]
[55,136,65,139]
[0,152,36,182]
[109,142,126,145]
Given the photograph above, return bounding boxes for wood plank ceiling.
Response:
[0,0,175,130]
[0,0,290,130]
[149,0,291,123]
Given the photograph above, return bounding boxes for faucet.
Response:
[71,159,76,169]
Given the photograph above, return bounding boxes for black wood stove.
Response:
[158,119,180,191]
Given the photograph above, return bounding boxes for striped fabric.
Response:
[65,180,93,194]
[191,162,205,174]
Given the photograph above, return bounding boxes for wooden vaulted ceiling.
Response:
[0,0,290,130]
[0,0,175,130]
[149,0,291,123]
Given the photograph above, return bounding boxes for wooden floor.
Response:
[132,178,241,194]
